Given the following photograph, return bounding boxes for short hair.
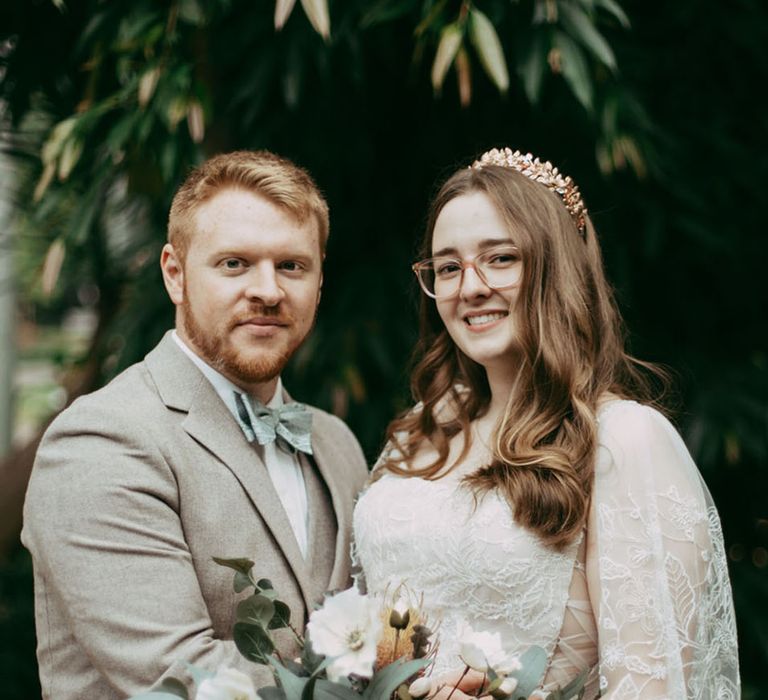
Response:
[168,150,329,260]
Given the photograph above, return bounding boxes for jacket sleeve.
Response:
[21,399,275,697]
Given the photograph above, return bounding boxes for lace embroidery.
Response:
[353,400,740,699]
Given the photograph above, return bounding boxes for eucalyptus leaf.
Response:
[469,7,509,92]
[235,571,253,593]
[314,679,362,700]
[269,600,292,629]
[257,578,275,590]
[259,686,288,700]
[554,31,593,111]
[237,593,276,627]
[213,557,255,576]
[559,3,617,71]
[508,645,548,699]
[234,621,275,664]
[269,657,309,699]
[363,658,429,700]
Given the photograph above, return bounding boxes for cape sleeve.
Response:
[585,402,740,699]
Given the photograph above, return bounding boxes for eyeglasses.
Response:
[412,245,522,300]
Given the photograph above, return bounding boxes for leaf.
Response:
[34,162,56,202]
[269,657,309,698]
[559,3,617,71]
[129,694,186,699]
[212,557,255,576]
[138,67,160,107]
[508,645,548,699]
[57,137,83,180]
[178,0,206,26]
[595,0,630,28]
[259,687,288,700]
[431,23,463,92]
[519,32,548,103]
[275,0,298,30]
[455,47,472,107]
[234,621,275,663]
[41,239,65,298]
[235,571,253,593]
[186,99,205,143]
[41,117,77,165]
[468,7,509,92]
[554,31,593,110]
[257,578,275,590]
[314,679,362,700]
[300,0,331,39]
[237,593,276,627]
[363,658,430,700]
[360,0,414,29]
[269,600,292,629]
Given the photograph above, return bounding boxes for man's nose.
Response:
[244,263,286,307]
[459,265,491,301]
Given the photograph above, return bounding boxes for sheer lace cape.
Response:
[352,400,739,699]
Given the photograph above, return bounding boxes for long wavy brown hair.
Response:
[378,162,668,549]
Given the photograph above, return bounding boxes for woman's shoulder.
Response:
[596,398,676,447]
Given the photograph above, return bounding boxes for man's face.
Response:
[162,187,323,397]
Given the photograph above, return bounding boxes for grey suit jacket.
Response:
[21,332,369,699]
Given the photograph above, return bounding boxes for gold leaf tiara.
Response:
[470,147,588,236]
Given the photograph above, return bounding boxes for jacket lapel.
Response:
[308,423,354,592]
[145,333,315,609]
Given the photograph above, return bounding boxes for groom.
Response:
[21,150,368,699]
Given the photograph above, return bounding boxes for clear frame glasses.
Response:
[412,245,522,300]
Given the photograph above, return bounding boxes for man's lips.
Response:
[235,317,289,327]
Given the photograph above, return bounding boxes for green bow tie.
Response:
[234,392,313,455]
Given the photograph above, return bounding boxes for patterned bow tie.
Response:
[234,392,313,455]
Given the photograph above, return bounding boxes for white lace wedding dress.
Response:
[353,400,740,698]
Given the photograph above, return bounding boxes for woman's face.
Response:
[431,191,524,373]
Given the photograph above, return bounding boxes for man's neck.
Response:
[171,330,280,404]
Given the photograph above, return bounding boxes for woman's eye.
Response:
[486,250,520,266]
[436,261,461,277]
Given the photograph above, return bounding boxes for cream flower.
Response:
[458,622,514,674]
[306,587,384,682]
[195,666,258,700]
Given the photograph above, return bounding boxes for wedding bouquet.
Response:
[131,557,586,700]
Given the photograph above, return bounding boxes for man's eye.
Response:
[222,259,245,270]
[279,261,303,272]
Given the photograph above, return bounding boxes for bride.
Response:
[352,149,739,699]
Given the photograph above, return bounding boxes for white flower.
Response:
[496,677,518,696]
[457,622,515,674]
[306,587,383,682]
[408,676,434,698]
[195,666,257,700]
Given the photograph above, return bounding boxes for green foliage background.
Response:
[1,0,767,697]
